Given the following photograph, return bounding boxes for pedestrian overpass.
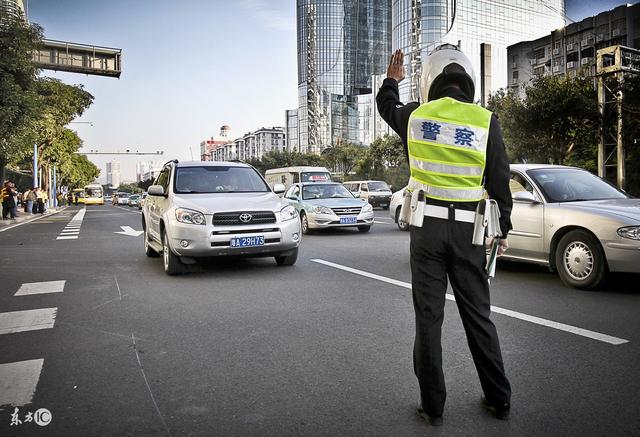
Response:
[32,39,122,78]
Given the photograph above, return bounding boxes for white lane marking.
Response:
[15,280,65,296]
[70,208,86,222]
[0,359,45,406]
[114,226,143,237]
[311,259,629,346]
[55,207,86,240]
[0,308,58,334]
[373,221,393,225]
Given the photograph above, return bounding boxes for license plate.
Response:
[230,236,265,247]
[340,216,357,224]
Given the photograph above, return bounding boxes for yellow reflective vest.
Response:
[407,97,492,202]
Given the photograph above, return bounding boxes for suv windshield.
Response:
[528,168,628,202]
[302,184,354,200]
[174,166,270,194]
[368,181,390,191]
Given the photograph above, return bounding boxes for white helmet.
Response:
[420,43,476,102]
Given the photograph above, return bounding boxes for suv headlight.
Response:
[280,205,298,221]
[362,203,373,213]
[617,226,640,240]
[175,208,206,225]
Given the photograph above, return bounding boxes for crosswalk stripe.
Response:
[0,359,44,407]
[0,308,58,334]
[56,236,78,240]
[15,281,65,296]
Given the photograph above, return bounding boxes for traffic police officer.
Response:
[376,44,512,426]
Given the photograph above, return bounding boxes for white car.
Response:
[389,186,409,231]
[142,160,301,275]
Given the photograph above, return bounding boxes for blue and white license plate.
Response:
[340,216,357,224]
[230,236,265,248]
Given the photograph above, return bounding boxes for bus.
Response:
[83,183,104,205]
[72,188,85,205]
[264,166,331,190]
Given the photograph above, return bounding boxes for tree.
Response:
[487,75,599,168]
[322,142,367,176]
[618,69,640,196]
[0,14,43,181]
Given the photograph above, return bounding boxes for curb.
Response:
[0,206,69,233]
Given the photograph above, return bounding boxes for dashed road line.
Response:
[0,359,45,407]
[311,259,629,346]
[0,308,58,335]
[15,280,65,296]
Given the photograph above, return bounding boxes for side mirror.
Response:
[513,190,539,203]
[148,185,165,197]
[353,192,361,198]
[273,183,286,194]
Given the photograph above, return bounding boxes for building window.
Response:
[512,70,519,80]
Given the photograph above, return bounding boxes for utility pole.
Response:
[596,45,639,190]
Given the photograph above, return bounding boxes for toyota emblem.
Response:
[239,213,253,223]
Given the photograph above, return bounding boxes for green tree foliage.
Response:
[0,14,44,180]
[117,183,142,194]
[322,142,367,176]
[488,75,599,169]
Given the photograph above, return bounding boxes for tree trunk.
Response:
[0,155,6,183]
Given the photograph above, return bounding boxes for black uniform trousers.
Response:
[410,212,511,417]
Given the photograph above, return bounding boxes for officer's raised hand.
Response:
[387,49,405,82]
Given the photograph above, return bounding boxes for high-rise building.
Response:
[106,160,121,188]
[507,3,639,97]
[297,0,392,153]
[285,109,299,152]
[136,160,162,182]
[392,0,565,104]
[0,0,26,21]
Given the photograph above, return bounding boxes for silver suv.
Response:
[142,160,301,275]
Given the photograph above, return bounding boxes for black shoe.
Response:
[416,406,443,426]
[481,397,510,420]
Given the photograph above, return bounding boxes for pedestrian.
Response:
[35,187,45,214]
[67,191,73,206]
[2,181,19,219]
[376,45,513,426]
[27,187,37,214]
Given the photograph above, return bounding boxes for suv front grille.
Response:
[331,207,361,216]
[212,211,276,225]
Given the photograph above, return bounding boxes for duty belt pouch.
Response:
[399,190,412,224]
[409,190,425,228]
[472,199,489,246]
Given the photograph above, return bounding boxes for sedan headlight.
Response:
[362,203,373,213]
[280,205,298,221]
[316,206,333,215]
[617,226,640,240]
[175,208,206,225]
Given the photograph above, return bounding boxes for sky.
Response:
[27,0,635,182]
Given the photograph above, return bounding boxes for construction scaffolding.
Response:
[596,45,640,190]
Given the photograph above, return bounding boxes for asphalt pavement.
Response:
[1,205,639,436]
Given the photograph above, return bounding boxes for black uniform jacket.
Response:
[376,77,513,238]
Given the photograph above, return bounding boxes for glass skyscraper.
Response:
[297,0,392,153]
[392,0,565,103]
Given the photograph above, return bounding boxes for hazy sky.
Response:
[27,0,634,182]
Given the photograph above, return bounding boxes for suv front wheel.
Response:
[275,248,298,266]
[163,231,184,275]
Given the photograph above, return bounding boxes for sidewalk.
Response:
[0,206,68,233]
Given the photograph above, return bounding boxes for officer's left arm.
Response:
[484,115,513,239]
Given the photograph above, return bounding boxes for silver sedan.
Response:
[506,164,640,289]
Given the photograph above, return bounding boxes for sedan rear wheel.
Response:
[555,230,606,289]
